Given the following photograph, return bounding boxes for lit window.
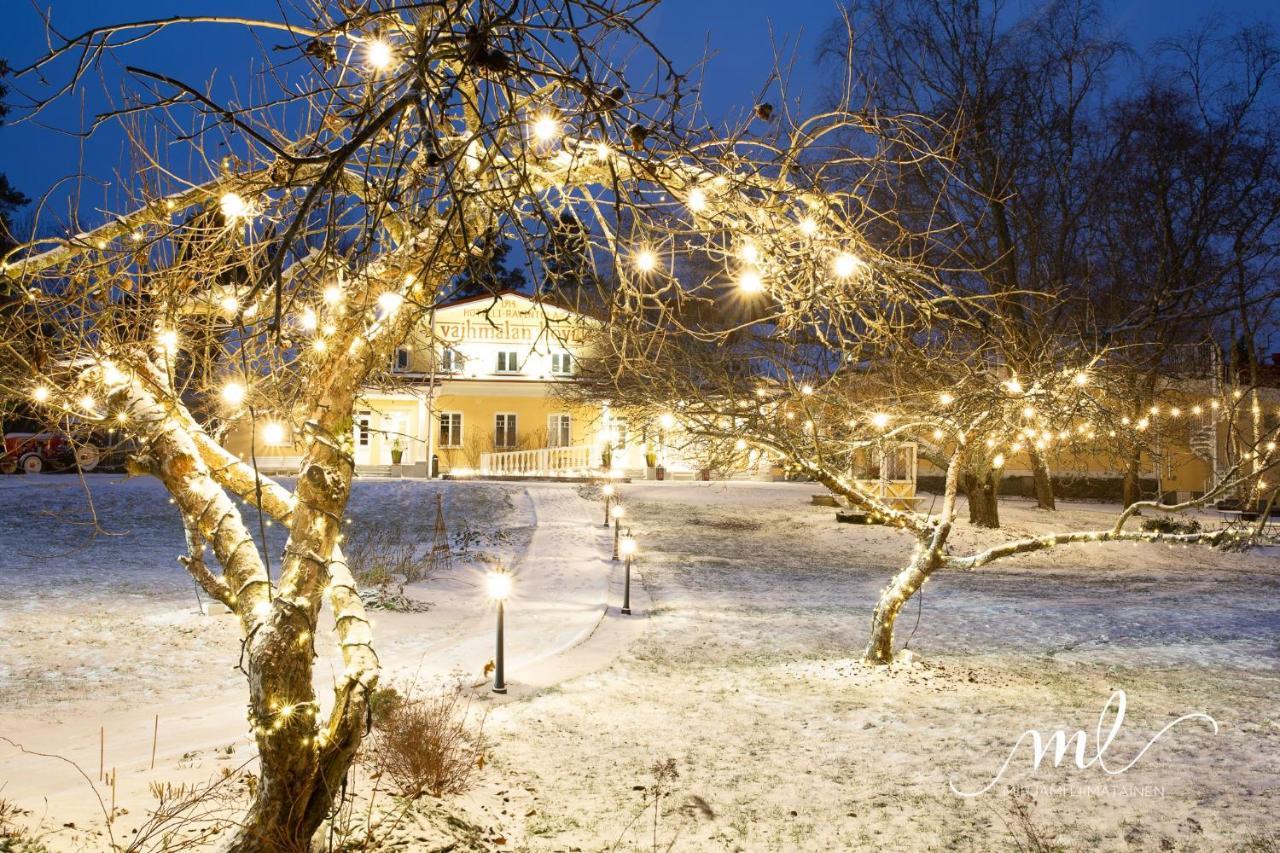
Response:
[391,347,410,372]
[355,412,371,447]
[439,412,463,448]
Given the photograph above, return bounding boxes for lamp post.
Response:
[611,504,625,560]
[602,483,615,527]
[486,570,512,694]
[620,531,636,615]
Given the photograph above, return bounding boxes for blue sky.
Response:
[2,0,1277,226]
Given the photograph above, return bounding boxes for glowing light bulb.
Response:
[939,392,954,406]
[611,504,625,519]
[833,252,862,278]
[801,384,814,396]
[659,413,676,430]
[619,537,637,557]
[79,395,97,412]
[740,242,761,265]
[365,39,394,71]
[312,338,328,353]
[220,294,239,314]
[602,484,615,498]
[735,439,747,450]
[252,600,272,618]
[486,570,512,600]
[1022,406,1035,419]
[531,114,560,142]
[798,216,818,237]
[263,422,286,445]
[687,187,707,212]
[377,291,403,315]
[157,329,179,353]
[633,249,657,273]
[299,308,318,331]
[222,381,246,406]
[932,428,944,440]
[31,386,50,403]
[219,192,251,221]
[1005,378,1023,394]
[101,362,124,385]
[993,453,1006,468]
[738,269,764,294]
[871,412,890,430]
[323,286,342,305]
[1074,372,1089,386]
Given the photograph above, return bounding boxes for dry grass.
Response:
[368,682,487,799]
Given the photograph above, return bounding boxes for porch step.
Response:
[356,465,398,478]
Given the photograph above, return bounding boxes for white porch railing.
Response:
[479,444,594,477]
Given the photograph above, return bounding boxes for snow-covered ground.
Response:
[1,476,1278,850]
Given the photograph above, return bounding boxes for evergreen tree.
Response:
[450,230,528,298]
[0,59,31,255]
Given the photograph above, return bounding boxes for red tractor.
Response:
[0,432,101,474]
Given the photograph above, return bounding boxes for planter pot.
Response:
[391,451,403,465]
[656,465,666,481]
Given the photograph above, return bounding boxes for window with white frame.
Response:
[547,414,572,447]
[496,351,521,373]
[550,351,573,375]
[439,412,463,448]
[439,346,462,373]
[391,347,410,372]
[494,413,517,448]
[610,416,629,449]
[356,411,371,446]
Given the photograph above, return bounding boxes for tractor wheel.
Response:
[75,445,101,472]
[20,454,44,474]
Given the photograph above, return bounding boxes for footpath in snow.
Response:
[0,476,630,841]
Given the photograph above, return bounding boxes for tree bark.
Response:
[1122,445,1143,508]
[1028,446,1056,510]
[964,469,1001,528]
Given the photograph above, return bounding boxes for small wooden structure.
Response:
[851,442,920,511]
[426,493,452,574]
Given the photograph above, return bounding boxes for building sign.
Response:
[435,298,587,346]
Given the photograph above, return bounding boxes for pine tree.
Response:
[0,59,31,255]
[450,230,528,298]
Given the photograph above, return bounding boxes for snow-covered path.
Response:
[0,476,622,844]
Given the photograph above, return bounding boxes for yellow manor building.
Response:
[223,289,1278,504]
[226,290,659,478]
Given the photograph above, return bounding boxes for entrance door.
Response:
[384,413,412,464]
[353,410,373,466]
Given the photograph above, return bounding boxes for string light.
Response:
[738,269,764,294]
[365,39,395,71]
[263,422,287,445]
[740,242,761,265]
[219,192,251,221]
[939,392,954,406]
[531,114,560,143]
[687,187,707,213]
[323,285,342,305]
[222,381,247,406]
[1074,372,1089,386]
[31,386,50,403]
[157,329,179,353]
[1005,378,1024,394]
[299,308,318,331]
[801,384,814,395]
[832,252,862,278]
[633,249,657,273]
[871,412,890,429]
[798,216,818,237]
[993,453,1006,468]
[79,395,97,412]
[377,291,404,316]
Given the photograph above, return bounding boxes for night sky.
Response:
[1,0,1277,226]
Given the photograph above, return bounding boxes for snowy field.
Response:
[0,475,1278,850]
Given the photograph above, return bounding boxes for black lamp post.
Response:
[602,483,615,527]
[611,504,624,560]
[620,530,636,615]
[486,570,512,694]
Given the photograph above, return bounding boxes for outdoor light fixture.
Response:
[263,422,287,445]
[531,114,560,143]
[602,483,615,526]
[611,504,625,560]
[219,192,251,221]
[486,570,512,694]
[738,269,764,294]
[620,532,637,615]
[365,39,395,71]
[833,252,861,278]
[222,381,247,407]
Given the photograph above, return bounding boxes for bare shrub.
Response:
[368,682,487,798]
[345,517,433,584]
